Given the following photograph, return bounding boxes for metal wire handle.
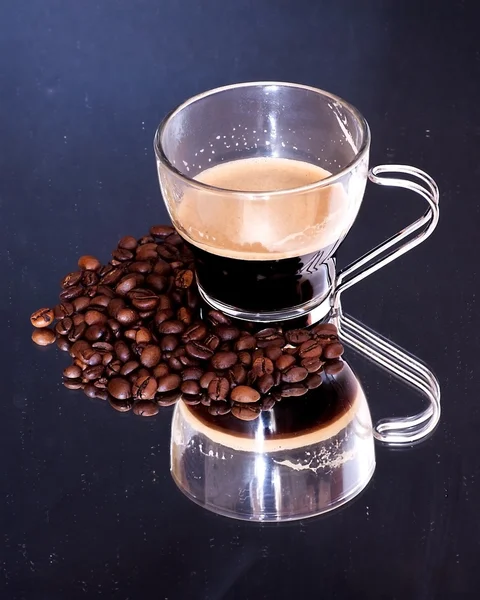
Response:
[332,165,440,445]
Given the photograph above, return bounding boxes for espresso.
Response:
[175,157,359,312]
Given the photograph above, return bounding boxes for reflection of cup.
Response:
[155,82,439,324]
[170,362,375,522]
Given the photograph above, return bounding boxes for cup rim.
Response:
[154,81,371,198]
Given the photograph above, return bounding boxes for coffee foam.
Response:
[171,157,360,260]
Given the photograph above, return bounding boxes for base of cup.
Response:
[197,282,334,326]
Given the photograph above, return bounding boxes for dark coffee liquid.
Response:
[188,366,358,441]
[187,240,339,312]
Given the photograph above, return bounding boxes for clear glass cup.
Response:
[154,82,439,325]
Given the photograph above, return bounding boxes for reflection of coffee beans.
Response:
[30,226,345,418]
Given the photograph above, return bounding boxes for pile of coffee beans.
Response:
[30,225,344,420]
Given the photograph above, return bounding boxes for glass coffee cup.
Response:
[154,82,439,325]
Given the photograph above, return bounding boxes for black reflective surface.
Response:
[1,1,479,598]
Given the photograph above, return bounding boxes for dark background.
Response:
[1,1,479,598]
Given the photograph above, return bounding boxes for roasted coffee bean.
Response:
[165,231,183,246]
[203,334,220,352]
[61,271,82,289]
[158,320,185,335]
[157,244,178,260]
[285,329,311,345]
[211,351,237,370]
[284,346,298,355]
[181,380,201,396]
[70,340,90,359]
[144,273,167,292]
[107,298,125,318]
[298,340,323,359]
[101,267,124,286]
[55,317,73,336]
[129,261,152,274]
[168,357,183,371]
[282,366,308,383]
[323,359,344,375]
[234,334,256,351]
[214,325,240,342]
[78,255,101,271]
[208,402,231,416]
[231,404,261,421]
[208,377,230,401]
[140,344,161,368]
[136,245,158,261]
[63,365,82,379]
[305,374,323,389]
[186,341,213,360]
[150,224,174,238]
[72,314,85,326]
[230,385,260,404]
[265,346,283,361]
[257,373,274,394]
[112,248,134,262]
[82,271,99,287]
[170,289,184,305]
[78,349,102,366]
[85,284,99,298]
[99,263,114,278]
[72,296,90,312]
[118,235,137,250]
[207,310,231,326]
[57,337,71,352]
[228,364,247,386]
[107,319,121,337]
[115,275,138,296]
[133,400,159,417]
[177,307,193,325]
[252,349,264,362]
[200,371,216,389]
[84,310,108,326]
[157,374,182,393]
[186,288,199,310]
[60,285,84,302]
[159,334,177,352]
[200,396,211,406]
[120,360,140,376]
[116,308,139,326]
[134,327,151,344]
[154,309,174,326]
[63,378,83,390]
[156,392,180,406]
[102,352,114,366]
[181,367,203,381]
[252,357,274,376]
[179,354,200,368]
[96,285,115,298]
[280,383,308,397]
[83,383,98,398]
[181,393,202,405]
[92,341,113,353]
[323,342,344,360]
[109,397,133,412]
[312,323,339,338]
[30,308,55,328]
[138,234,155,245]
[152,259,172,277]
[89,295,111,309]
[94,389,109,401]
[68,322,87,342]
[85,324,106,342]
[174,269,194,288]
[133,375,158,400]
[107,377,132,399]
[301,357,323,373]
[238,351,252,367]
[261,395,276,411]
[83,365,104,381]
[129,289,159,311]
[256,329,285,348]
[182,323,207,342]
[153,363,169,378]
[54,302,74,319]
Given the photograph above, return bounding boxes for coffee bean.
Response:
[107,319,121,337]
[55,317,73,336]
[128,261,151,275]
[30,308,54,328]
[63,378,83,390]
[154,309,174,326]
[107,298,125,319]
[177,307,193,326]
[72,314,85,327]
[107,377,132,399]
[116,308,139,326]
[92,341,113,352]
[182,323,207,342]
[140,344,161,368]
[70,340,90,359]
[78,255,101,271]
[252,349,264,361]
[201,396,211,406]
[202,334,219,352]
[207,377,230,401]
[134,375,158,400]
[186,288,199,310]
[305,374,323,389]
[230,385,260,404]
[207,310,231,326]
[54,302,74,319]
[149,224,174,239]
[144,273,167,293]
[120,360,139,376]
[170,289,184,304]
[102,352,114,366]
[60,271,82,289]
[323,342,344,360]
[181,380,201,396]
[136,245,158,261]
[324,359,344,375]
[182,367,203,381]
[168,357,183,371]
[256,329,285,348]
[89,295,111,309]
[228,364,247,386]
[85,324,106,342]
[129,289,159,311]
[109,397,133,412]
[174,269,194,289]
[282,366,308,383]
[211,351,237,370]
[63,365,82,379]
[158,320,185,335]
[301,357,323,373]
[78,348,101,366]
[72,296,90,312]
[234,335,256,351]
[101,267,124,286]
[156,391,180,406]
[153,363,169,378]
[298,340,323,359]
[157,374,182,393]
[82,271,99,288]
[214,325,240,342]
[238,351,252,367]
[261,395,276,411]
[84,310,107,326]
[68,322,87,342]
[152,259,172,276]
[83,365,104,381]
[57,337,71,352]
[285,329,311,345]
[186,341,213,360]
[115,275,138,296]
[312,323,339,338]
[231,404,260,421]
[208,402,231,416]
[83,383,98,398]
[275,354,295,372]
[280,383,308,397]
[131,400,158,417]
[60,285,84,302]
[265,346,283,361]
[160,335,178,352]
[257,373,274,394]
[106,360,122,377]
[135,327,152,344]
[252,356,274,376]
[118,235,137,250]
[200,371,216,389]
[112,248,134,262]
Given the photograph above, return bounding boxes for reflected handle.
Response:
[333,164,439,301]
